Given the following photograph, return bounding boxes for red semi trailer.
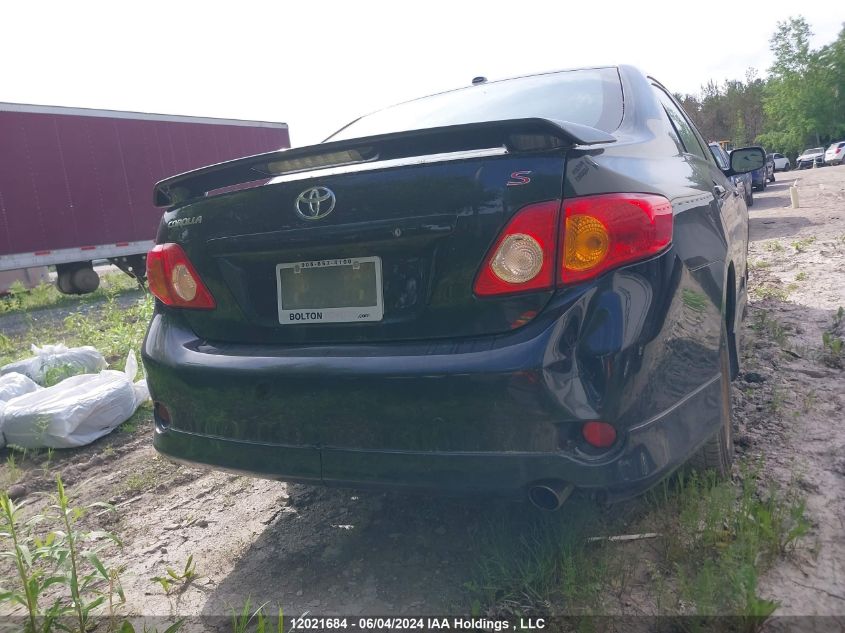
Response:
[0,102,290,294]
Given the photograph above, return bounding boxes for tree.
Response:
[758,16,843,156]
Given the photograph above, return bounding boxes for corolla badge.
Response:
[295,186,336,220]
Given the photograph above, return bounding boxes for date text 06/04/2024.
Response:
[289,617,546,631]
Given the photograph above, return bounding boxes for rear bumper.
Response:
[143,252,726,499]
[153,372,719,500]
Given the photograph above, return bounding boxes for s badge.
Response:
[506,171,532,186]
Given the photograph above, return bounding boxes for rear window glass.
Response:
[327,67,623,141]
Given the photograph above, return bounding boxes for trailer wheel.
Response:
[72,266,100,293]
[55,262,100,295]
[56,270,75,294]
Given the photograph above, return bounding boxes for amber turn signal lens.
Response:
[564,215,610,272]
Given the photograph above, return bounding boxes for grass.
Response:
[0,274,140,316]
[465,499,616,617]
[0,287,153,374]
[821,307,844,368]
[763,241,785,253]
[467,465,808,628]
[791,237,816,253]
[753,285,790,302]
[795,271,808,282]
[751,310,789,347]
[151,555,200,595]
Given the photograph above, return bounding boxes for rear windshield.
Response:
[327,67,623,142]
[805,148,824,154]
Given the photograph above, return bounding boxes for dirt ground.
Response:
[2,166,844,629]
[734,166,845,620]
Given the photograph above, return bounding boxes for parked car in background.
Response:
[749,146,771,190]
[824,141,845,165]
[710,143,752,206]
[797,147,825,169]
[770,152,791,171]
[143,65,764,510]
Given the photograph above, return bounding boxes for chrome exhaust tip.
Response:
[527,481,574,511]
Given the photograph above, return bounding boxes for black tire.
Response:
[56,271,74,294]
[746,190,753,207]
[689,327,734,477]
[760,178,766,191]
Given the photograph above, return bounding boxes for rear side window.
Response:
[328,67,623,141]
[709,144,729,170]
[653,88,708,161]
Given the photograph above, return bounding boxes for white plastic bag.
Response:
[0,351,149,449]
[1,344,107,385]
[0,372,41,402]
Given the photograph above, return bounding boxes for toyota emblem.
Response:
[295,186,336,221]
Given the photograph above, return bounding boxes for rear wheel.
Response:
[689,327,734,478]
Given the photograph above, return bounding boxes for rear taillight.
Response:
[474,194,673,297]
[146,243,216,309]
[560,193,673,285]
[473,200,560,297]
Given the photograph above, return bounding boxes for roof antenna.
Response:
[471,76,487,85]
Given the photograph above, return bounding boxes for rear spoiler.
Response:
[153,117,616,207]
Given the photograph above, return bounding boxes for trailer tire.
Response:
[56,262,100,295]
[71,266,100,294]
[56,270,75,294]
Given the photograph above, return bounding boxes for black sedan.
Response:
[142,66,764,510]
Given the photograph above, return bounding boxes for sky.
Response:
[2,1,842,147]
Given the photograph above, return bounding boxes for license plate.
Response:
[276,256,383,325]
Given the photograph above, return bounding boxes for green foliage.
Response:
[651,465,808,629]
[751,309,789,346]
[758,17,845,155]
[677,16,845,157]
[821,307,844,368]
[151,555,200,595]
[822,332,843,367]
[0,274,139,316]
[465,500,616,617]
[0,475,125,633]
[231,598,284,633]
[791,236,816,252]
[466,464,808,624]
[61,294,153,370]
[42,363,85,387]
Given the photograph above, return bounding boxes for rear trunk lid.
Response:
[156,120,605,344]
